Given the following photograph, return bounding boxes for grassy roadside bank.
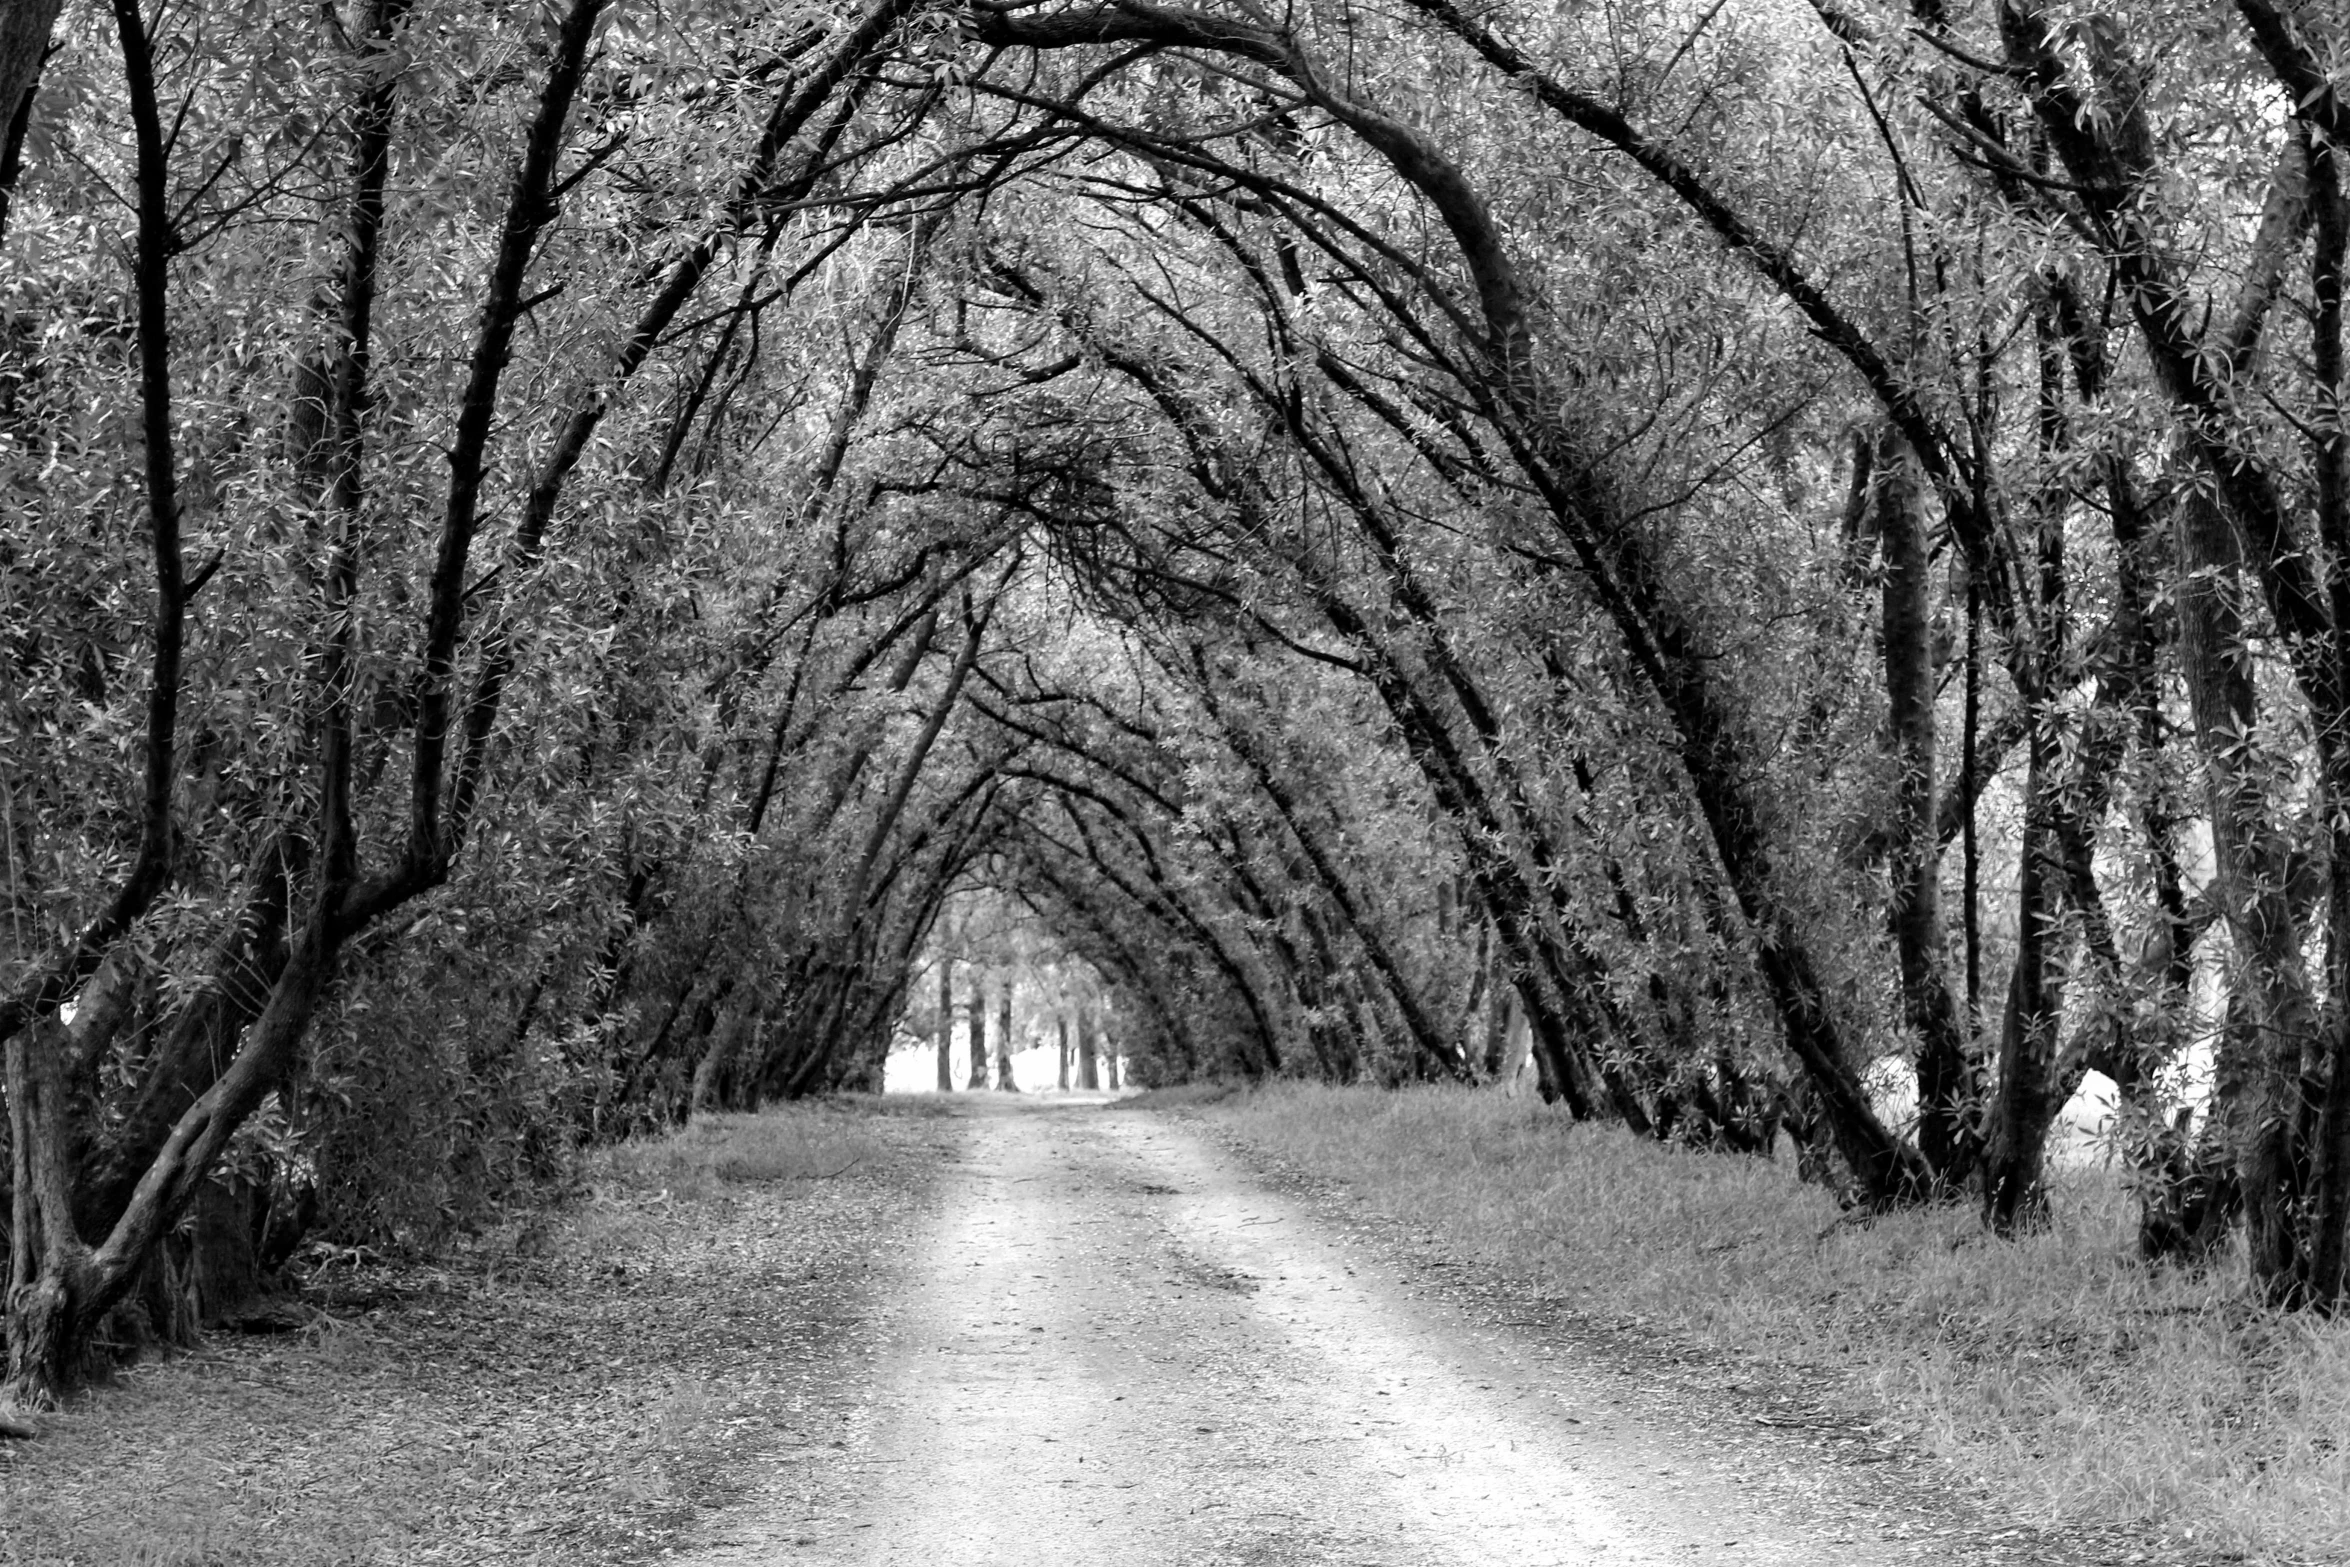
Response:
[0,1101,951,1567]
[1203,1083,2350,1565]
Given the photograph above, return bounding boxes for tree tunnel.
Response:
[11,0,2350,1407]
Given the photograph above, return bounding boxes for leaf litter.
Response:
[0,1104,953,1566]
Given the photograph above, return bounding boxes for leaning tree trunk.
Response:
[689,1006,754,1117]
[0,0,63,247]
[8,901,347,1411]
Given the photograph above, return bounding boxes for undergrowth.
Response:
[594,1102,894,1200]
[1209,1083,2350,1564]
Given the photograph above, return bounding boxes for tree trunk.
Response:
[1497,986,1534,1097]
[7,899,346,1410]
[689,1007,749,1116]
[935,959,954,1092]
[1057,1015,1070,1090]
[2175,486,2318,1297]
[1458,914,1491,1072]
[1981,720,2065,1232]
[1076,1003,1100,1090]
[1481,948,1513,1079]
[966,980,988,1090]
[1878,435,1973,1183]
[994,988,1017,1092]
[0,0,62,246]
[6,1017,94,1411]
[76,849,296,1235]
[2303,137,2350,1307]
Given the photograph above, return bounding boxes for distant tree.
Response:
[966,980,989,1093]
[935,960,955,1094]
[994,988,1017,1093]
[1076,1001,1102,1093]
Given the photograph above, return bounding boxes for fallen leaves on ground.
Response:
[0,1106,952,1567]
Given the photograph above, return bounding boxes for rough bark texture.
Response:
[6,1019,91,1408]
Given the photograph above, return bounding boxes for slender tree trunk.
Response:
[1962,579,1982,1019]
[1982,715,2064,1232]
[994,989,1016,1092]
[967,980,988,1090]
[1057,1016,1071,1090]
[1458,913,1490,1072]
[2304,135,2350,1306]
[935,959,955,1092]
[1497,986,1534,1096]
[1479,943,1512,1078]
[1878,436,1973,1183]
[1077,1004,1100,1090]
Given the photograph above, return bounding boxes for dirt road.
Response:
[672,1097,1951,1567]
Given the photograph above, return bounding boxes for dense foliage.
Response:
[6,0,2350,1406]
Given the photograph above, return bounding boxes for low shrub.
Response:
[594,1107,887,1200]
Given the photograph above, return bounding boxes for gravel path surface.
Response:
[675,1097,1941,1567]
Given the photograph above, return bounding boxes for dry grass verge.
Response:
[1207,1083,2350,1566]
[0,1099,948,1566]
[1106,1082,1239,1110]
